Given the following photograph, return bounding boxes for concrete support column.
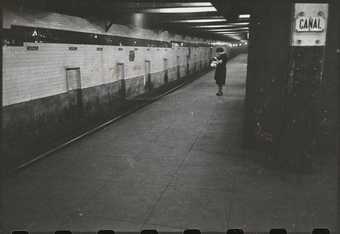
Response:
[0,6,3,233]
[243,0,291,153]
[244,1,337,169]
[278,3,329,163]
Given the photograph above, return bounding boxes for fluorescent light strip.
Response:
[214,31,244,34]
[206,28,245,32]
[222,35,243,37]
[178,2,213,7]
[239,14,251,19]
[229,37,242,40]
[193,23,249,28]
[206,26,248,30]
[216,33,242,35]
[171,18,227,23]
[197,22,249,28]
[210,28,249,32]
[206,28,249,32]
[193,25,234,28]
[229,22,249,25]
[216,32,242,34]
[143,7,217,13]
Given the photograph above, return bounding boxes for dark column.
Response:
[244,0,337,170]
[243,0,291,153]
[332,0,340,232]
[277,2,332,169]
[0,6,4,234]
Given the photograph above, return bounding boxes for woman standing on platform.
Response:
[211,47,228,96]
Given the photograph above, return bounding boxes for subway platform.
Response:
[1,54,337,233]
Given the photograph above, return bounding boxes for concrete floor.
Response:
[1,54,337,233]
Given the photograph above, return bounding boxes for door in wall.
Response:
[116,63,126,98]
[163,58,169,83]
[144,60,152,91]
[65,67,83,110]
[176,56,180,79]
[186,55,190,75]
[208,47,213,67]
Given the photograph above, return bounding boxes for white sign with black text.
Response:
[292,3,328,46]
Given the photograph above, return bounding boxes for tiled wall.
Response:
[2,8,219,107]
[1,7,237,170]
[3,44,210,106]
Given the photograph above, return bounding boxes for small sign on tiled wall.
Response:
[26,46,39,51]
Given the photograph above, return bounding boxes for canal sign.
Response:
[295,15,325,32]
[292,3,328,46]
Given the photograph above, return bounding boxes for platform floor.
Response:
[1,54,337,233]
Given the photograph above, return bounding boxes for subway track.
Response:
[13,68,213,173]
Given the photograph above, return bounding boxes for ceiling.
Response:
[5,0,258,43]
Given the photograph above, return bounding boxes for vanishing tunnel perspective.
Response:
[0,0,339,233]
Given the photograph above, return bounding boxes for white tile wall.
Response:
[3,8,219,106]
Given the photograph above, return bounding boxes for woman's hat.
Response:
[216,47,224,53]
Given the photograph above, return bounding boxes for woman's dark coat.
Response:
[214,53,228,85]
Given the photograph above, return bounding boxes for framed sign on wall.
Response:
[291,3,328,46]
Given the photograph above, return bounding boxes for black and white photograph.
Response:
[0,0,339,233]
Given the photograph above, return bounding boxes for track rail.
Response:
[14,71,210,172]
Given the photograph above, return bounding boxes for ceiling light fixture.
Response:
[215,32,241,35]
[229,22,249,25]
[142,6,217,13]
[179,2,213,7]
[206,27,249,32]
[239,14,251,19]
[192,25,235,28]
[171,18,227,23]
[209,28,249,32]
[193,23,248,28]
[205,28,244,32]
[216,32,241,34]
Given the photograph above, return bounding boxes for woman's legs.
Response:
[216,84,223,95]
